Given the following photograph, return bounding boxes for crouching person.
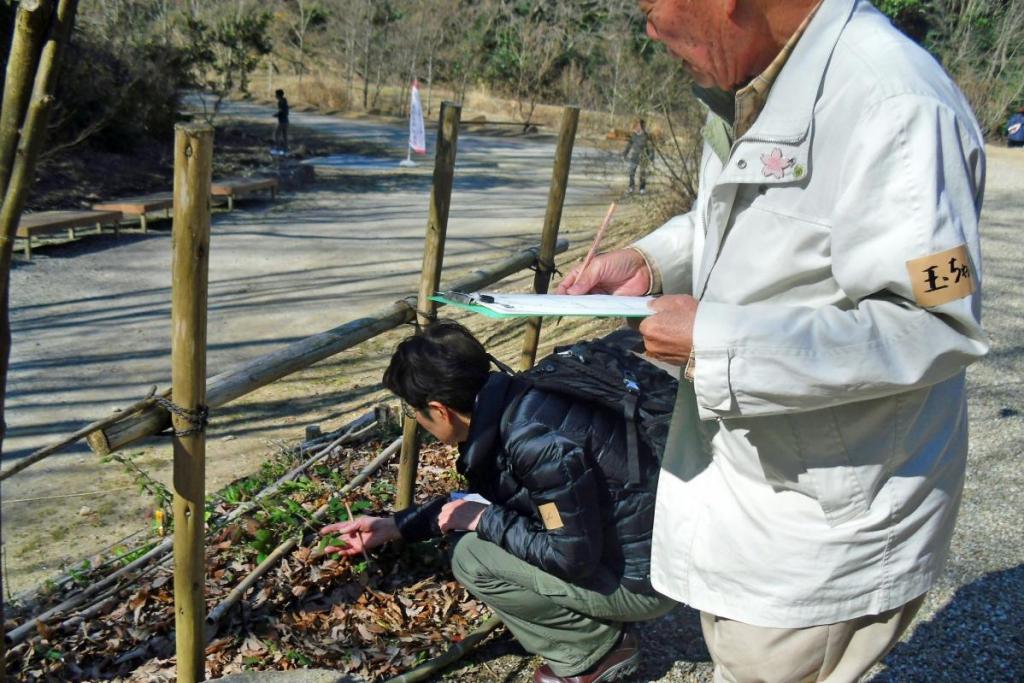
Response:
[320,320,675,682]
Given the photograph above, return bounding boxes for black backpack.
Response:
[496,329,679,488]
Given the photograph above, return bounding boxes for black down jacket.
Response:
[394,371,661,595]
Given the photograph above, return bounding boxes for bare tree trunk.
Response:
[0,0,53,196]
[362,0,372,110]
[0,0,79,676]
[426,50,434,116]
[609,40,622,125]
[346,23,355,104]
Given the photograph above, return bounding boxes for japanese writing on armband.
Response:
[906,244,975,308]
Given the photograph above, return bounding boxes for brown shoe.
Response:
[533,632,640,683]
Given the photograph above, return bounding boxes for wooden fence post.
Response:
[520,105,579,370]
[396,101,461,511]
[169,123,213,682]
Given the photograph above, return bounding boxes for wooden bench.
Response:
[16,209,123,259]
[92,192,173,233]
[210,177,278,211]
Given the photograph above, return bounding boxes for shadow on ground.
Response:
[870,564,1024,682]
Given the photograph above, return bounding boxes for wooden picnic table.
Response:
[93,192,173,233]
[16,209,123,259]
[210,176,278,211]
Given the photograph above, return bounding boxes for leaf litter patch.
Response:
[7,438,496,682]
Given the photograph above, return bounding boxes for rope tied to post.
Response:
[395,295,437,332]
[154,397,209,437]
[529,256,561,277]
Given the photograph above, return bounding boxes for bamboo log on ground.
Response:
[398,100,461,512]
[56,559,164,634]
[382,615,504,683]
[5,538,172,645]
[86,238,568,457]
[206,435,403,626]
[5,409,384,646]
[12,528,147,609]
[169,122,214,682]
[223,410,379,521]
[520,105,580,370]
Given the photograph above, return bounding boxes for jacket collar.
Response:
[694,0,858,298]
[744,0,856,143]
[714,0,858,187]
[457,372,517,481]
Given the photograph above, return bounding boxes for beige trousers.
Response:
[701,594,926,683]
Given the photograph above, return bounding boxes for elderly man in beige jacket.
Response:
[559,0,989,681]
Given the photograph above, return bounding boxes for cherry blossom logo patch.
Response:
[760,147,795,179]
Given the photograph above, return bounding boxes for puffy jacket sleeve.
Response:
[474,421,603,582]
[692,94,989,419]
[393,497,445,543]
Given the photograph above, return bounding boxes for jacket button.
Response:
[737,160,747,169]
[758,184,768,195]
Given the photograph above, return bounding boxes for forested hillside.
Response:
[2,0,1020,157]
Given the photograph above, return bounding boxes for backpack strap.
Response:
[488,353,516,375]
[622,392,642,489]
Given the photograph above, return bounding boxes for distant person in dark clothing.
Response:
[622,118,654,194]
[1008,106,1024,148]
[319,321,675,683]
[273,89,289,152]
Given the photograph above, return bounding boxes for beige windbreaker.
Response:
[633,0,989,627]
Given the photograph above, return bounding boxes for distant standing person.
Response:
[622,118,654,194]
[274,89,289,152]
[1008,106,1024,148]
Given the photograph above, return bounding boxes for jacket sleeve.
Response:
[631,211,697,296]
[474,422,604,582]
[393,497,445,543]
[692,94,989,419]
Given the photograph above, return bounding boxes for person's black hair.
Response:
[275,89,285,98]
[383,319,491,415]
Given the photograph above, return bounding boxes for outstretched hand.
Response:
[319,516,400,557]
[556,248,650,296]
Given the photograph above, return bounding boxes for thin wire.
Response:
[1,486,136,505]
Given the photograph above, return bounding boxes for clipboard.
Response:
[431,290,654,319]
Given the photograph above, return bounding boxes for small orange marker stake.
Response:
[154,509,165,536]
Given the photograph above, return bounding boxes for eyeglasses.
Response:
[400,400,418,420]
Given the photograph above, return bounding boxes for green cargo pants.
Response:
[450,532,676,677]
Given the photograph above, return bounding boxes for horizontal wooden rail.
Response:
[86,239,568,456]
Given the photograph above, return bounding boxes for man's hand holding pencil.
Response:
[556,248,652,296]
[556,201,699,369]
[556,202,652,296]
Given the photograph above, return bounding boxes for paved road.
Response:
[6,102,611,459]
